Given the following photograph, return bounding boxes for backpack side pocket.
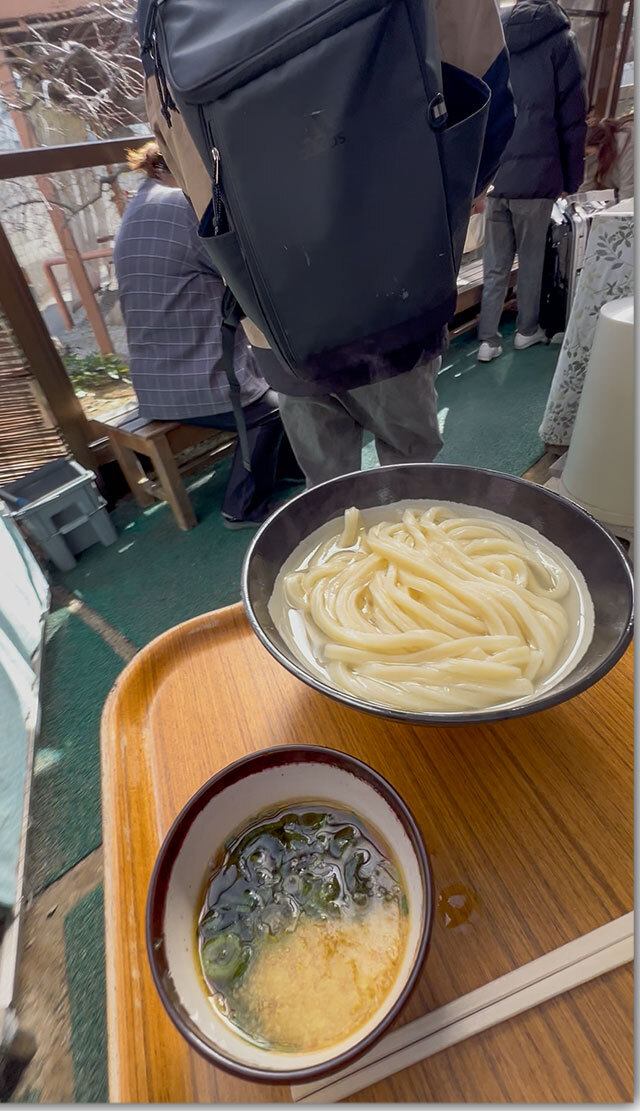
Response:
[198,201,271,339]
[437,64,491,274]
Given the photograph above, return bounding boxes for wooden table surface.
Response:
[101,604,633,1103]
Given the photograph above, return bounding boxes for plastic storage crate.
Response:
[0,458,117,572]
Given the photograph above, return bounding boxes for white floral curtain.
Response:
[540,201,634,448]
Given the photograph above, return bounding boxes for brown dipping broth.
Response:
[196,803,409,1051]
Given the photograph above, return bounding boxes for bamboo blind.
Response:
[0,308,68,484]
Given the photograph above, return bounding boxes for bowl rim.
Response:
[241,463,634,725]
[145,743,434,1084]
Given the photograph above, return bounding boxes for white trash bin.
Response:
[559,296,634,537]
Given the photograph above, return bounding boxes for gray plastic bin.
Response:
[1,458,117,572]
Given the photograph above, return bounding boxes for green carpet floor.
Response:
[63,886,108,1104]
[59,324,556,648]
[29,610,123,893]
[435,322,556,470]
[59,457,256,647]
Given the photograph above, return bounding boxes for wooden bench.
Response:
[94,411,236,531]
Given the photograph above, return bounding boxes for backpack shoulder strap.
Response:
[221,287,252,472]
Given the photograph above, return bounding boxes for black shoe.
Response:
[221,506,272,530]
[277,475,306,488]
[223,517,263,531]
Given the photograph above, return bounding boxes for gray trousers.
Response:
[278,357,442,487]
[478,197,554,345]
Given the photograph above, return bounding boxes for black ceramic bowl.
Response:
[242,464,634,725]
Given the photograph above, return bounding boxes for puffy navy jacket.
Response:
[492,0,587,198]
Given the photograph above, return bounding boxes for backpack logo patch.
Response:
[301,110,346,159]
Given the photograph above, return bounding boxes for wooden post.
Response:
[0,43,114,354]
[591,0,627,118]
[43,259,74,330]
[0,218,96,471]
[608,0,634,116]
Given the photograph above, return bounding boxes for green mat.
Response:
[59,326,556,648]
[60,457,262,647]
[64,886,108,1103]
[28,610,123,893]
[435,322,556,470]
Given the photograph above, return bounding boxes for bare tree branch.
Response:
[1,167,127,226]
[0,0,144,300]
[1,0,146,135]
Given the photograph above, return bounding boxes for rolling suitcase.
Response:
[540,192,615,340]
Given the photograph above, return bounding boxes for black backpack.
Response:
[141,0,490,400]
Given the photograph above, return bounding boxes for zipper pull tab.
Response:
[428,93,447,129]
[211,148,225,235]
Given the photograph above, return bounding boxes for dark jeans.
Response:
[184,389,303,521]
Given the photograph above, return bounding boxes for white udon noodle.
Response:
[282,505,573,712]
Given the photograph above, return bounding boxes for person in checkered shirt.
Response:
[114,143,303,528]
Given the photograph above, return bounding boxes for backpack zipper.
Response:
[145,0,177,127]
[211,147,226,234]
[204,116,298,371]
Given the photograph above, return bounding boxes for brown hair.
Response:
[126,140,169,180]
[586,113,634,189]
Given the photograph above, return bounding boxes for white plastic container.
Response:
[560,296,634,533]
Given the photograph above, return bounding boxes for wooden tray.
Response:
[101,604,633,1103]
